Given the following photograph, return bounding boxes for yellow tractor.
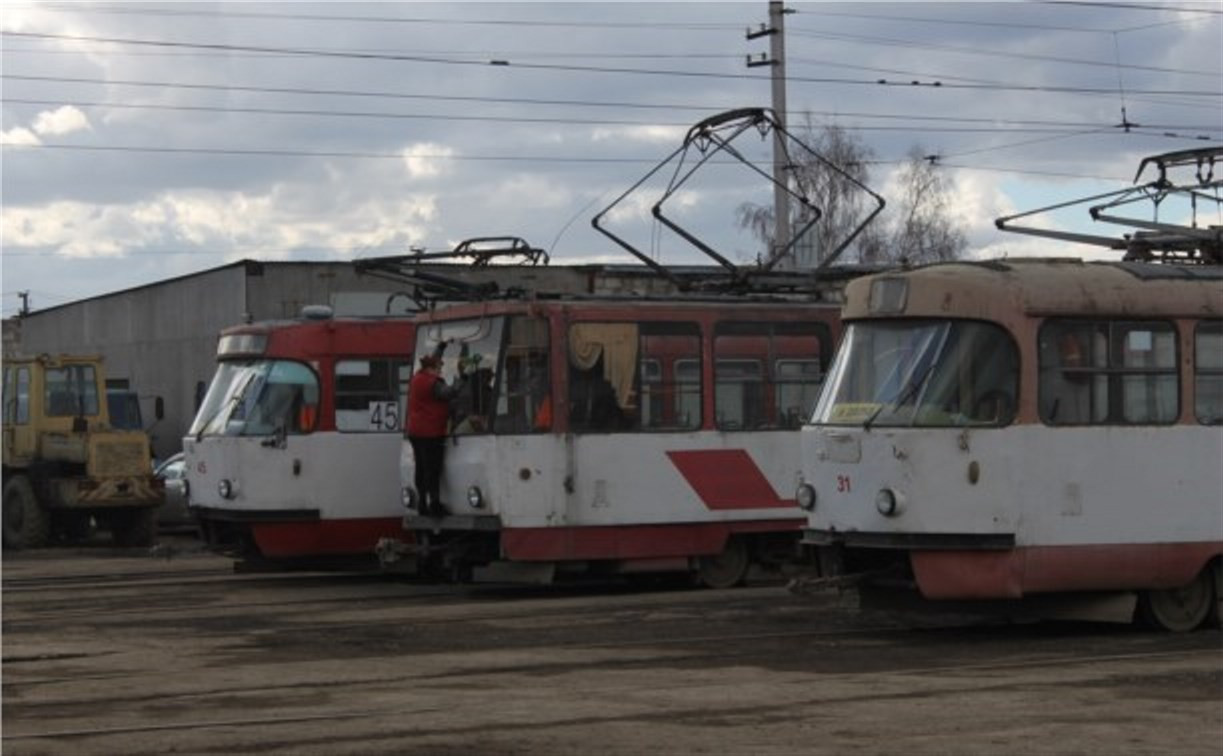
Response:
[3,354,163,549]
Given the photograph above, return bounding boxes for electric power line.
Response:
[3,32,1220,97]
[7,96,1216,136]
[786,27,1221,78]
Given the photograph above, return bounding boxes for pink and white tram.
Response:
[185,312,416,562]
[380,296,841,586]
[797,259,1223,630]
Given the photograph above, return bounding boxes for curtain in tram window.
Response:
[569,324,639,409]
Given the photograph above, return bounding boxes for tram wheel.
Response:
[1137,568,1215,632]
[696,536,750,589]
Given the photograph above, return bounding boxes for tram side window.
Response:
[776,360,823,428]
[714,323,826,431]
[569,323,639,433]
[44,365,99,417]
[1039,320,1178,425]
[568,322,700,433]
[639,325,701,431]
[494,317,550,434]
[714,359,763,430]
[1195,321,1223,425]
[335,359,409,433]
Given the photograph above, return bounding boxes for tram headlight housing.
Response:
[218,479,234,500]
[875,488,898,517]
[402,486,419,511]
[466,485,484,509]
[796,483,817,511]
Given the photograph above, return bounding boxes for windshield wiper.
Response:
[195,372,256,440]
[863,363,932,431]
[863,329,949,432]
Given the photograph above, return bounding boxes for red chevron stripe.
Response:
[666,449,793,511]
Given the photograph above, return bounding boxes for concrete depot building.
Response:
[4,258,858,461]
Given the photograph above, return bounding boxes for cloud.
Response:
[32,106,91,137]
[401,143,455,179]
[1,106,91,147]
[1,188,440,262]
[1,127,40,146]
[972,235,1119,262]
[485,174,574,210]
[590,125,688,145]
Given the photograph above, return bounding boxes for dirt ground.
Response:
[3,538,1221,755]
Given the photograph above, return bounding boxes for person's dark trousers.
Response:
[409,435,447,516]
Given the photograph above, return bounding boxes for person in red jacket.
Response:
[407,344,466,517]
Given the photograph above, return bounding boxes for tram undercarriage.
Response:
[376,516,807,588]
[793,538,1223,632]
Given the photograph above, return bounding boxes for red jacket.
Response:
[408,370,450,438]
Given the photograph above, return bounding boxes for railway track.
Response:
[4,549,1221,756]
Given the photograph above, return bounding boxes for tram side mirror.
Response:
[154,396,165,421]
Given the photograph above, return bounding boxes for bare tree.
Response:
[887,145,968,263]
[738,119,968,266]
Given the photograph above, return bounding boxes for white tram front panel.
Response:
[803,424,1222,598]
[186,324,412,559]
[188,434,401,521]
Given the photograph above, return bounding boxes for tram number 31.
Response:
[836,475,852,493]
[367,401,401,431]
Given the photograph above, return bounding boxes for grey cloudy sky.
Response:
[2,1,1221,317]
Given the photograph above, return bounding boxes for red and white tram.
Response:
[186,311,415,562]
[797,259,1223,630]
[379,296,842,586]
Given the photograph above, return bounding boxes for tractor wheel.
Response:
[3,475,51,550]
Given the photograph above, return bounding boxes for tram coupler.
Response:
[374,537,423,574]
[787,567,904,596]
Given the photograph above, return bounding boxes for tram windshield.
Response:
[813,320,1017,427]
[190,360,319,437]
[413,316,550,435]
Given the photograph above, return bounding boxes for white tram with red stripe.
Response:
[796,259,1223,630]
[185,311,415,562]
[379,296,842,586]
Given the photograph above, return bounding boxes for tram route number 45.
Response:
[367,401,401,431]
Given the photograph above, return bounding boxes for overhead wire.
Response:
[7,96,1216,137]
[786,27,1221,78]
[10,73,1219,131]
[3,32,1220,97]
[30,3,742,31]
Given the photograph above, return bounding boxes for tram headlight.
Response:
[218,479,234,500]
[401,486,419,511]
[875,488,898,517]
[796,483,817,511]
[466,485,484,509]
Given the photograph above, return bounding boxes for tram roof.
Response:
[842,258,1223,321]
[410,294,844,324]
